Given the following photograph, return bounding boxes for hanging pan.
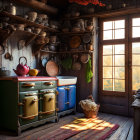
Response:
[45,57,59,77]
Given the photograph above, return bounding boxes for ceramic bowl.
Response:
[16,24,25,31]
[28,12,38,22]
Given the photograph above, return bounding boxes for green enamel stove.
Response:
[0,76,58,135]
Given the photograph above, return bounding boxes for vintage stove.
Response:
[0,76,58,135]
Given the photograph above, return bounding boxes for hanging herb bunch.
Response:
[69,0,105,6]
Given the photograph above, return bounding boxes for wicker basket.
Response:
[83,104,100,118]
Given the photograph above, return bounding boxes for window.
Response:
[103,44,125,92]
[103,20,125,40]
[100,19,126,93]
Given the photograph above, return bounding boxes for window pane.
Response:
[115,67,125,79]
[133,55,140,65]
[103,30,112,40]
[115,20,125,29]
[103,79,112,91]
[132,27,140,38]
[132,43,140,53]
[103,56,112,66]
[114,29,125,39]
[132,18,140,26]
[103,21,112,30]
[132,67,140,90]
[115,55,125,66]
[103,45,112,55]
[103,67,112,78]
[114,80,125,92]
[115,44,125,54]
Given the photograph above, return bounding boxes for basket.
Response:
[83,104,100,118]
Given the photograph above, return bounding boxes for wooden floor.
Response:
[0,113,133,140]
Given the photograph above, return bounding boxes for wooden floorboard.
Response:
[0,113,133,140]
[126,123,133,140]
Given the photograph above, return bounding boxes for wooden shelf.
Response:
[62,6,140,20]
[57,31,93,36]
[0,28,50,47]
[0,27,15,44]
[40,49,93,54]
[12,0,58,15]
[0,11,58,32]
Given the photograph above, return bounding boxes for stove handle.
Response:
[22,83,35,87]
[44,82,54,86]
[18,114,38,120]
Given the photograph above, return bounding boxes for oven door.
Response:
[43,93,55,113]
[39,90,56,120]
[23,95,38,118]
[19,91,38,125]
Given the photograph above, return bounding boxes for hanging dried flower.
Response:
[69,0,105,6]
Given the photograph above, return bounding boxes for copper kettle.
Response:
[13,56,29,76]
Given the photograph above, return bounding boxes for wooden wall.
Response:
[0,0,36,76]
[61,18,98,112]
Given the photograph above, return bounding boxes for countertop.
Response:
[0,76,57,81]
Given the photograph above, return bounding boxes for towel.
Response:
[86,58,93,83]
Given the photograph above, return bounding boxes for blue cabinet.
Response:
[57,85,76,116]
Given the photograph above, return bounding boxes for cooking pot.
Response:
[0,67,11,77]
[13,56,29,76]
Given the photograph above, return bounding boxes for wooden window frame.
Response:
[99,16,129,96]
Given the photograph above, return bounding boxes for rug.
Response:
[39,117,119,140]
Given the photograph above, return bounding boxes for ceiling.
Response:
[47,0,69,9]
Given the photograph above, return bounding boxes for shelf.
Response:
[62,6,140,20]
[0,27,15,44]
[0,11,58,32]
[12,0,58,15]
[40,49,93,54]
[57,31,93,36]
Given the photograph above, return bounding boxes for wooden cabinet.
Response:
[0,77,58,135]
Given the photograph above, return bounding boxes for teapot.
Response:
[13,56,29,76]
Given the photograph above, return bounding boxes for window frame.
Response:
[99,16,129,96]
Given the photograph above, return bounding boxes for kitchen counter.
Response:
[0,76,57,81]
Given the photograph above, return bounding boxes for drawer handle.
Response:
[64,88,70,90]
[18,114,38,120]
[56,108,59,111]
[32,99,38,103]
[22,83,35,87]
[56,91,59,95]
[42,91,55,94]
[44,82,54,86]
[25,93,37,96]
[65,102,70,104]
[39,110,54,115]
[18,102,24,106]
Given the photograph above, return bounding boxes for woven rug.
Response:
[39,117,119,140]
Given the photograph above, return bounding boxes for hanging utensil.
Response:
[4,41,11,60]
[82,33,91,44]
[72,54,81,71]
[9,44,13,61]
[45,60,59,77]
[41,57,48,67]
[80,53,90,64]
[45,54,59,77]
[18,40,25,50]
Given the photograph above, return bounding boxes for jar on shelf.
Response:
[85,19,94,31]
[5,3,16,15]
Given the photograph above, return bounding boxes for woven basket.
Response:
[83,104,100,118]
